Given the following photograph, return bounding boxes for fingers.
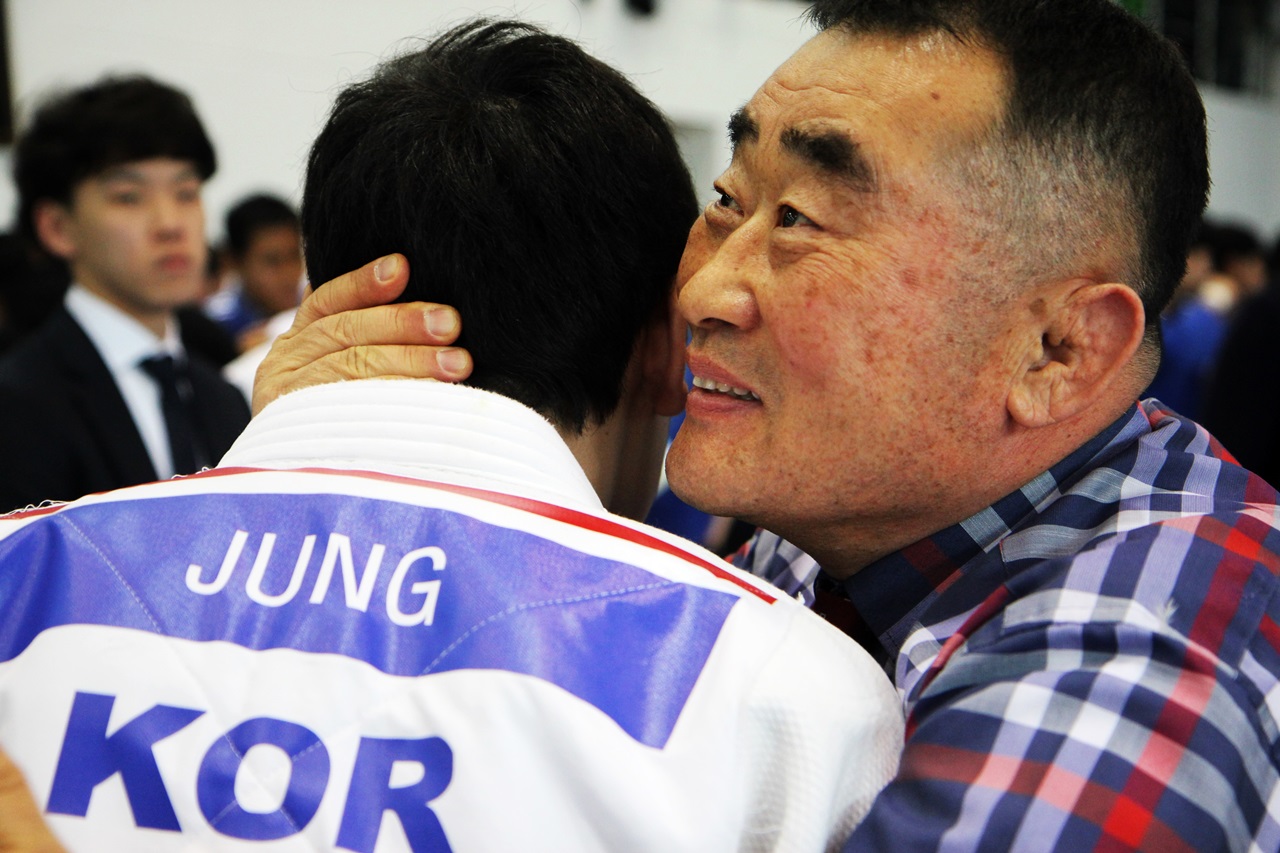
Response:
[0,747,65,853]
[249,253,476,414]
[267,344,472,390]
[251,341,472,415]
[290,253,411,330]
[279,301,462,362]
[280,253,461,357]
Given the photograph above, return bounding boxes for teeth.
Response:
[692,375,760,401]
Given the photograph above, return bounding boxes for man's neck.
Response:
[73,274,171,339]
[559,403,668,523]
[783,402,1144,581]
[66,283,176,350]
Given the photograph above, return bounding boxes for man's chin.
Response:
[664,451,744,520]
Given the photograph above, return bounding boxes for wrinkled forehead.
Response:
[736,28,1008,179]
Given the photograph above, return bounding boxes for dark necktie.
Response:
[140,354,206,475]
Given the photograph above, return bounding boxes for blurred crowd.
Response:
[1144,217,1280,488]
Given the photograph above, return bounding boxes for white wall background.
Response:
[1200,85,1280,231]
[3,0,1279,242]
[0,0,815,245]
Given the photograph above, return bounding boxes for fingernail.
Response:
[425,307,457,337]
[436,348,469,376]
[374,254,401,283]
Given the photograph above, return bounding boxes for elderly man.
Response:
[253,0,1280,850]
[666,2,1265,850]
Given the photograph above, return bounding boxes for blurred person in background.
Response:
[173,248,241,368]
[1203,221,1268,310]
[1202,231,1280,488]
[209,196,307,398]
[204,192,304,352]
[0,231,70,355]
[0,75,249,513]
[1144,219,1265,419]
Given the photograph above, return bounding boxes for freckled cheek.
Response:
[762,261,886,380]
[765,293,868,384]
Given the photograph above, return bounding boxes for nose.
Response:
[676,218,764,333]
[150,194,191,240]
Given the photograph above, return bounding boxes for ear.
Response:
[636,284,688,417]
[32,200,77,260]
[1007,281,1145,428]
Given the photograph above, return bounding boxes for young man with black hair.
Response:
[205,193,304,349]
[0,76,250,512]
[0,20,899,851]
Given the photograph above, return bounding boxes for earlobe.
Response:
[640,285,689,417]
[32,200,77,260]
[1007,282,1145,429]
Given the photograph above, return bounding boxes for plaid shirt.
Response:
[738,400,1280,851]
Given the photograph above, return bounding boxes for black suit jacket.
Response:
[0,307,250,512]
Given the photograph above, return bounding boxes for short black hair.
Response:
[12,75,217,246]
[224,193,299,258]
[807,0,1209,324]
[303,18,697,432]
[1209,222,1262,273]
[1189,218,1216,253]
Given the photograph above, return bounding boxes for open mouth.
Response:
[691,375,760,401]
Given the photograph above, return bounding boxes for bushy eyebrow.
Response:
[727,107,878,193]
[728,108,759,148]
[780,126,877,192]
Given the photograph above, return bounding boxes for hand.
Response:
[251,254,473,415]
[0,747,64,852]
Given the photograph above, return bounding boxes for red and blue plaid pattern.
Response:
[739,400,1280,851]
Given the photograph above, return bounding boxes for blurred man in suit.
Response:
[0,76,250,512]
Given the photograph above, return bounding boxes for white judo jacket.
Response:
[0,380,902,852]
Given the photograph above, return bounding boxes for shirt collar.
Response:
[842,404,1149,663]
[221,379,604,512]
[64,283,182,370]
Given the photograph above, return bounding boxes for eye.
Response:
[714,187,741,213]
[109,191,142,205]
[779,205,814,228]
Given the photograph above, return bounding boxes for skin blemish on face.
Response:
[931,92,942,101]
